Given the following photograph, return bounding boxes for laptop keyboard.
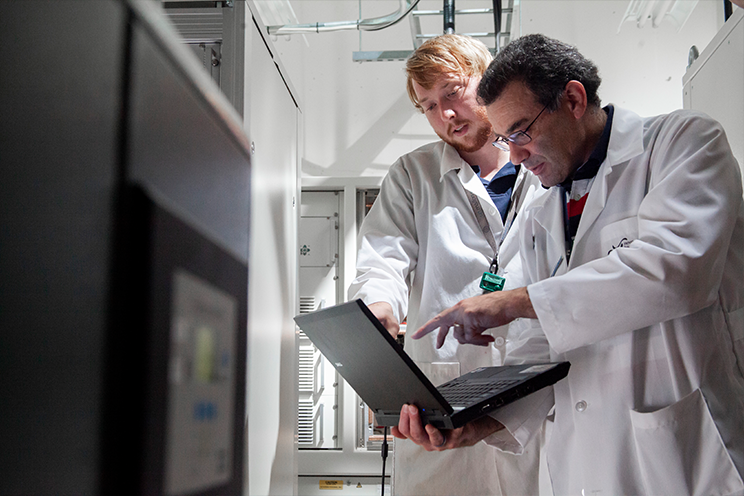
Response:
[437,379,518,406]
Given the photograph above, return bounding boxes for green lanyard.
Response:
[465,170,527,293]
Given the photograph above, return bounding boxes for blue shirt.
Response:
[472,161,519,222]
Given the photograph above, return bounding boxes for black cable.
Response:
[381,426,389,496]
[362,0,422,31]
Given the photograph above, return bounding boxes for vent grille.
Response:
[298,296,316,340]
[299,296,316,313]
[164,9,224,42]
[298,399,314,446]
[298,347,315,392]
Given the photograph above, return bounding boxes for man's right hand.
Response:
[368,301,400,338]
[391,403,504,451]
[412,287,536,348]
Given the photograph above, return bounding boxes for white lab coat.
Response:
[349,140,548,496]
[490,107,744,495]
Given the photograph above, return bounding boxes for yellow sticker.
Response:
[319,480,344,490]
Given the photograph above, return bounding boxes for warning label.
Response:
[319,480,344,490]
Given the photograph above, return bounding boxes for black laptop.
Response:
[294,299,569,430]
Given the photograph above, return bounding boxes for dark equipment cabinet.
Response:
[0,1,251,494]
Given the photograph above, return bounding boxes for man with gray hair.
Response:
[413,33,744,495]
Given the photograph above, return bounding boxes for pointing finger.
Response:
[413,310,457,340]
[436,324,451,349]
[411,320,437,340]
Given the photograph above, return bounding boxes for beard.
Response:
[438,106,493,154]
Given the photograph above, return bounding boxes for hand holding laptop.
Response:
[391,404,504,451]
[294,300,568,430]
[367,301,400,338]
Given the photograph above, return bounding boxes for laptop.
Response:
[294,299,570,430]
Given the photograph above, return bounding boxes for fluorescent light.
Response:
[618,0,698,33]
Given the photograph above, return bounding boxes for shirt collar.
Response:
[471,162,519,181]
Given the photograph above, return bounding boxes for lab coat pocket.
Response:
[599,217,637,257]
[629,388,744,496]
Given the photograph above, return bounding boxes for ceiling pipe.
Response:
[492,0,502,50]
[443,0,455,34]
[267,0,421,35]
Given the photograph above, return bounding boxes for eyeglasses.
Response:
[492,103,550,151]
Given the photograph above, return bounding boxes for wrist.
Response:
[508,287,536,320]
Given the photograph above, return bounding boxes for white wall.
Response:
[268,0,442,178]
[518,0,724,116]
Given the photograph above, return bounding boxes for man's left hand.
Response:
[390,404,504,451]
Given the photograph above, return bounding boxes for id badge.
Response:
[479,271,505,293]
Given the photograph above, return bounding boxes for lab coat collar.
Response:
[572,106,645,251]
[605,106,646,166]
[530,187,567,265]
[529,106,646,267]
[438,141,494,204]
[460,163,495,204]
[439,141,465,179]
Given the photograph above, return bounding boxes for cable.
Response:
[362,0,422,31]
[381,426,389,496]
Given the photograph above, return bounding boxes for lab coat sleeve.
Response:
[483,386,553,454]
[348,160,419,323]
[529,111,743,354]
[504,318,551,365]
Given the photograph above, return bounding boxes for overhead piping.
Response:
[267,0,421,35]
[492,0,502,50]
[443,0,455,33]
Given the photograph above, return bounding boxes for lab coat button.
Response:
[490,208,497,216]
[575,400,587,412]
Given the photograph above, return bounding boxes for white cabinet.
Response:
[245,13,302,496]
[683,8,744,176]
